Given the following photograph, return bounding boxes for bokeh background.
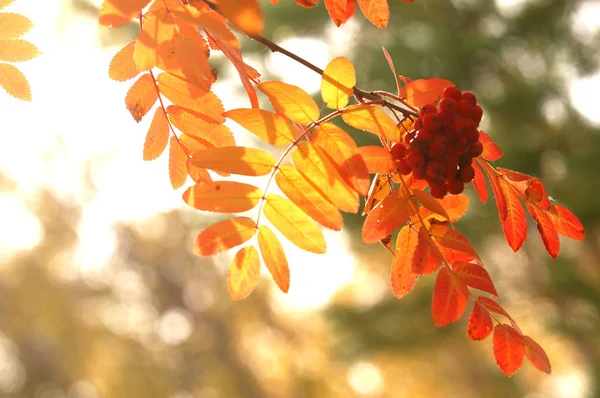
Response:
[0,0,599,397]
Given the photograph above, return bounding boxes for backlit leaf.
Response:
[143,108,169,161]
[293,141,359,213]
[359,146,396,174]
[191,146,275,176]
[391,225,419,298]
[453,262,498,298]
[0,12,33,39]
[182,181,262,213]
[0,62,30,101]
[362,188,418,243]
[479,131,503,161]
[523,336,551,374]
[263,194,326,254]
[356,0,389,28]
[547,205,585,240]
[275,165,343,231]
[257,225,290,293]
[258,81,319,124]
[312,123,369,196]
[109,41,139,82]
[472,161,488,204]
[216,0,264,36]
[0,1,15,11]
[467,301,493,341]
[133,10,160,71]
[526,202,560,259]
[363,173,392,215]
[341,104,400,141]
[193,217,257,256]
[99,0,152,28]
[525,179,551,209]
[157,73,223,122]
[493,324,525,376]
[403,78,454,109]
[429,224,480,262]
[167,105,235,147]
[170,2,240,49]
[412,189,451,221]
[227,246,260,301]
[500,179,527,252]
[186,159,212,183]
[0,39,39,62]
[432,267,470,327]
[480,160,507,221]
[324,0,354,26]
[224,108,295,146]
[169,136,188,189]
[321,56,356,108]
[125,73,158,122]
[477,297,511,319]
[171,24,214,93]
[412,226,442,275]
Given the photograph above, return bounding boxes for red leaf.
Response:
[493,324,525,376]
[412,226,441,275]
[432,267,470,327]
[547,205,585,241]
[523,336,552,374]
[479,131,503,161]
[391,226,419,298]
[324,0,355,26]
[477,297,510,319]
[499,179,527,252]
[467,301,493,341]
[526,203,560,259]
[525,179,551,209]
[362,188,418,243]
[479,160,507,221]
[472,161,488,204]
[403,78,454,109]
[453,262,498,299]
[429,224,480,263]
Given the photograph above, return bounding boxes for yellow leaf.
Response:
[143,108,169,161]
[109,41,139,82]
[275,165,343,231]
[0,62,30,101]
[224,108,296,147]
[169,136,188,189]
[263,194,326,253]
[0,1,15,11]
[125,73,158,122]
[0,13,33,39]
[341,104,400,141]
[167,105,234,147]
[182,181,263,213]
[133,6,176,71]
[258,81,319,124]
[321,57,356,109]
[358,145,396,174]
[191,146,275,176]
[0,39,39,62]
[312,123,369,196]
[99,0,152,28]
[362,188,418,243]
[194,217,257,256]
[180,133,208,153]
[186,158,212,183]
[257,225,290,293]
[170,2,240,49]
[227,246,261,300]
[215,0,264,36]
[158,73,223,123]
[292,141,359,213]
[170,23,215,93]
[363,173,392,215]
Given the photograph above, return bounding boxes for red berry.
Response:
[439,97,458,115]
[471,104,483,124]
[447,178,465,195]
[459,165,475,183]
[397,158,412,175]
[459,154,473,166]
[465,128,480,143]
[422,113,441,131]
[412,166,426,180]
[458,100,474,117]
[461,91,477,106]
[430,134,448,153]
[406,152,425,169]
[420,104,437,115]
[391,142,406,160]
[469,141,483,157]
[414,128,433,143]
[414,118,423,130]
[452,137,469,155]
[426,160,444,179]
[430,183,448,199]
[443,86,461,101]
[444,164,458,179]
[403,131,415,144]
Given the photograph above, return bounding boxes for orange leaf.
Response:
[191,146,275,176]
[391,226,419,298]
[477,297,511,319]
[412,189,451,221]
[429,224,480,262]
[157,73,223,122]
[412,226,442,275]
[99,0,152,28]
[358,146,396,174]
[169,136,188,189]
[479,131,503,161]
[499,179,527,252]
[186,159,212,183]
[193,217,257,256]
[143,108,169,161]
[257,225,290,293]
[324,0,354,26]
[404,78,454,109]
[523,336,551,374]
[432,267,470,327]
[171,2,240,49]
[418,193,470,223]
[125,73,158,122]
[547,205,585,241]
[363,173,392,215]
[362,188,418,243]
[216,0,264,36]
[356,0,389,28]
[472,160,488,204]
[227,246,260,300]
[525,179,551,209]
[0,0,13,9]
[182,181,262,213]
[170,24,214,93]
[493,324,525,376]
[479,160,507,221]
[525,202,560,259]
[0,39,40,62]
[258,81,319,124]
[109,41,139,82]
[321,56,356,109]
[341,104,400,141]
[0,13,33,39]
[167,105,235,147]
[312,123,369,196]
[293,141,359,213]
[467,301,493,341]
[224,108,295,147]
[275,165,343,231]
[293,0,318,7]
[133,11,160,71]
[0,62,30,101]
[453,262,498,298]
[263,194,326,254]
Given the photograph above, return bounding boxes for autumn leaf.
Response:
[0,12,32,39]
[227,246,260,301]
[158,72,224,122]
[167,106,235,147]
[186,159,212,183]
[324,0,354,26]
[191,146,276,176]
[363,173,392,215]
[499,178,527,252]
[0,0,12,9]
[547,205,585,241]
[341,104,400,141]
[216,0,264,36]
[258,81,320,124]
[143,108,170,161]
[109,41,139,82]
[493,324,525,376]
[0,39,39,62]
[125,73,158,122]
[171,2,240,49]
[356,0,389,28]
[193,217,257,256]
[525,202,560,259]
[99,0,152,28]
[257,225,290,293]
[182,181,263,213]
[523,336,551,374]
[477,297,511,320]
[169,136,188,189]
[479,131,503,161]
[467,301,493,341]
[321,56,356,109]
[224,108,295,147]
[479,160,507,221]
[358,146,396,174]
[429,224,480,262]
[0,62,30,100]
[390,226,419,298]
[263,194,326,254]
[432,267,470,327]
[472,161,488,204]
[412,189,451,221]
[362,188,418,243]
[453,262,498,299]
[412,226,441,275]
[402,78,454,109]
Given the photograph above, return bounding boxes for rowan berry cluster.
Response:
[391,87,484,198]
